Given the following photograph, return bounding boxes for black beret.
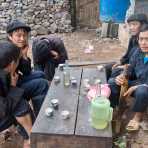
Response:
[6,20,31,33]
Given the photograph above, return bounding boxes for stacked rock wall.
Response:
[0,0,72,39]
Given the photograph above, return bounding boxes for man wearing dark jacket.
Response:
[106,13,148,80]
[6,20,49,116]
[120,13,147,64]
[108,24,148,131]
[0,41,32,148]
[32,35,68,81]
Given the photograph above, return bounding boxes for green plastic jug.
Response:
[90,96,113,129]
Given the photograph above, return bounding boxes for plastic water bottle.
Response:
[90,80,113,129]
[63,61,70,87]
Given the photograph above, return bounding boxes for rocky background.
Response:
[0,0,73,40]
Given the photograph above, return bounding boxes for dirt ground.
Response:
[48,30,125,62]
[28,30,126,63]
[1,30,148,148]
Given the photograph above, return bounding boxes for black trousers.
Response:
[108,78,148,112]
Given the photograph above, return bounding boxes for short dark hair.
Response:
[139,24,148,33]
[0,41,20,68]
[32,39,51,64]
[8,28,29,37]
[127,13,148,24]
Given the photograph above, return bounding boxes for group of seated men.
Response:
[0,12,148,147]
[107,13,148,131]
[0,19,68,148]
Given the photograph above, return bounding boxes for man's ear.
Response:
[8,34,12,41]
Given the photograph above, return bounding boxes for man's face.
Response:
[128,21,141,36]
[8,29,28,48]
[138,31,148,53]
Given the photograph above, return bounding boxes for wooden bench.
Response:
[31,67,112,148]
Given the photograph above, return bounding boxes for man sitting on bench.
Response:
[6,20,49,116]
[108,24,148,131]
[106,13,148,80]
[32,35,68,82]
[0,41,32,148]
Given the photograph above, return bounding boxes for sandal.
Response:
[126,119,140,131]
[140,121,148,131]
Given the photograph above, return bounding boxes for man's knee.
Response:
[108,78,116,85]
[133,85,148,112]
[34,78,49,94]
[135,85,148,98]
[108,78,119,91]
[108,78,120,107]
[30,71,46,79]
[21,78,49,97]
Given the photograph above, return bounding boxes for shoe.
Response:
[126,119,140,131]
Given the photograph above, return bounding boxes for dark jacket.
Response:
[120,36,139,65]
[17,57,32,76]
[0,70,24,118]
[32,35,68,65]
[128,49,148,86]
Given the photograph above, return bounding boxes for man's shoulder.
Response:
[32,37,41,43]
[130,48,143,63]
[132,48,141,56]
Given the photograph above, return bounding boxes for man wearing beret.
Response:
[6,20,49,116]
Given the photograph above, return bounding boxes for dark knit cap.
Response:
[0,41,20,68]
[127,13,148,24]
[6,20,31,33]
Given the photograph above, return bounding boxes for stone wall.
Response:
[0,0,72,40]
[135,0,148,15]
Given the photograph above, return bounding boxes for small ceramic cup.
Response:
[59,64,65,71]
[71,77,77,87]
[54,76,60,83]
[97,65,104,71]
[61,110,70,120]
[83,79,90,91]
[51,99,59,110]
[45,107,54,117]
[71,79,77,86]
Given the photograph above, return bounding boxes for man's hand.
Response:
[123,85,138,97]
[112,64,130,70]
[112,63,121,69]
[50,50,59,59]
[115,74,126,86]
[11,72,19,87]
